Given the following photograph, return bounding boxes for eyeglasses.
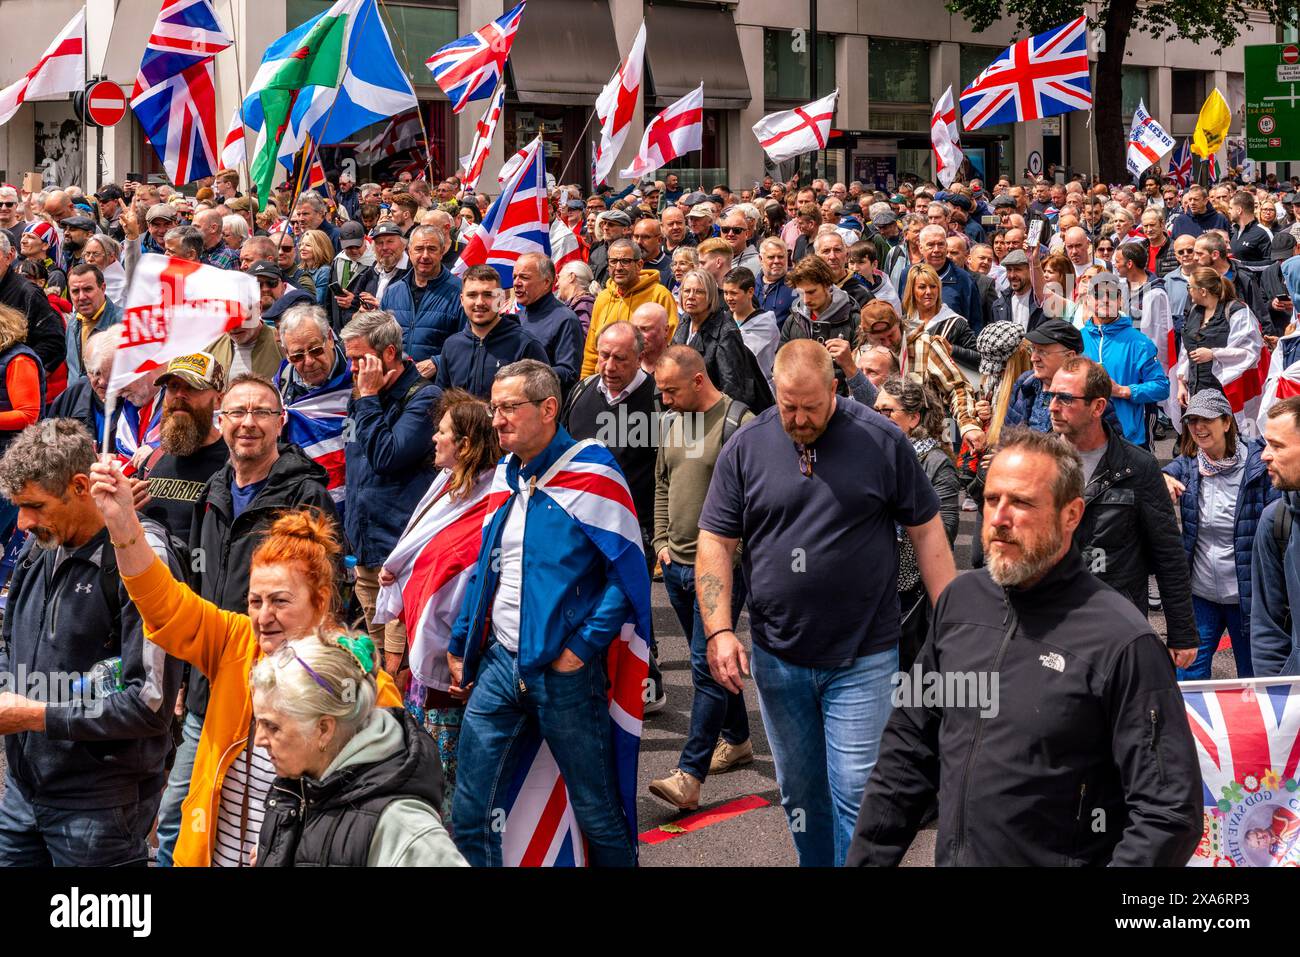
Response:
[279,245,295,252]
[796,443,815,478]
[719,226,746,235]
[606,257,636,266]
[1029,345,1065,357]
[1043,391,1090,405]
[286,345,329,364]
[488,398,543,417]
[876,406,904,418]
[217,407,283,421]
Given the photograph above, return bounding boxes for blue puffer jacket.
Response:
[447,427,634,680]
[1163,438,1278,620]
[1080,314,1169,446]
[380,268,465,363]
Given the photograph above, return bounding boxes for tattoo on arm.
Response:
[697,572,724,621]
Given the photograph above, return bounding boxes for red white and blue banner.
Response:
[1183,677,1300,866]
[470,439,652,866]
[115,393,163,477]
[1126,99,1176,179]
[425,1,525,114]
[274,359,350,510]
[1169,138,1193,189]
[453,135,549,289]
[374,469,497,690]
[130,0,233,186]
[959,15,1091,131]
[459,84,505,192]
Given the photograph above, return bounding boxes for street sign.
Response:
[1246,44,1300,161]
[83,80,126,128]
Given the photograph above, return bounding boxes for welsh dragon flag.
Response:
[243,0,416,202]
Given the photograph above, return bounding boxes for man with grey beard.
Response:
[128,352,230,540]
[848,427,1202,867]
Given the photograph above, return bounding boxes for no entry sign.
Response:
[84,80,126,128]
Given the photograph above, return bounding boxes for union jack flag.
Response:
[453,134,550,289]
[425,1,526,114]
[459,85,505,192]
[464,438,652,866]
[130,0,233,185]
[274,355,350,516]
[959,16,1091,132]
[115,394,164,478]
[1182,677,1300,867]
[1168,138,1193,189]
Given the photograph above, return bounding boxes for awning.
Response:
[645,4,751,111]
[508,0,622,106]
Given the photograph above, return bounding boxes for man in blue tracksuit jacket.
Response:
[379,224,464,376]
[1080,274,1169,448]
[436,264,549,399]
[448,359,649,867]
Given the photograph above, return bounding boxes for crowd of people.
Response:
[2,157,1300,868]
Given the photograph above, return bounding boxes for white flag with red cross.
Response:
[620,84,703,181]
[592,21,646,187]
[0,9,85,127]
[752,89,838,165]
[931,86,963,188]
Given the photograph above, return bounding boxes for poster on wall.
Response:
[34,103,81,189]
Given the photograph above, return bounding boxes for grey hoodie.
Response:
[781,282,858,344]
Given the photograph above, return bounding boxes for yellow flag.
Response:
[1191,88,1232,159]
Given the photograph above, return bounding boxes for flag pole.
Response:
[556,108,601,190]
[225,0,252,191]
[376,0,437,185]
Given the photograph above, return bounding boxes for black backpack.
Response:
[1272,493,1298,634]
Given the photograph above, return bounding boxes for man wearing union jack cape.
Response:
[448,359,651,867]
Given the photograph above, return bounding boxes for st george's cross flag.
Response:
[373,469,499,690]
[460,84,505,191]
[959,16,1091,131]
[1126,100,1176,179]
[454,135,549,289]
[273,358,351,512]
[593,21,646,187]
[131,0,234,186]
[426,1,526,114]
[1181,677,1300,867]
[459,439,653,866]
[1257,331,1300,436]
[753,90,839,165]
[620,83,703,181]
[0,9,85,127]
[221,106,245,169]
[931,86,963,188]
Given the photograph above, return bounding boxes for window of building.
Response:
[1121,66,1150,118]
[869,38,930,105]
[1171,70,1206,115]
[763,29,835,102]
[959,45,1002,90]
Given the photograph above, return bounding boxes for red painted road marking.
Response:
[640,794,770,845]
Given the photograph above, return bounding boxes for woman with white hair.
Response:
[556,259,597,334]
[249,636,466,867]
[222,214,250,252]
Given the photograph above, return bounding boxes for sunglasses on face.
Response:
[286,345,329,364]
[719,226,746,235]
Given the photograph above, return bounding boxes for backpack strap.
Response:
[559,373,599,426]
[721,398,750,446]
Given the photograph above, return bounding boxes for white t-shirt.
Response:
[1011,291,1033,332]
[491,486,530,653]
[228,341,256,380]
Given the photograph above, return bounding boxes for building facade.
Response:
[0,0,1282,194]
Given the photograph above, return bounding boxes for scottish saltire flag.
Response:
[243,0,416,202]
[115,395,163,477]
[425,1,526,114]
[1182,677,1300,866]
[130,0,233,186]
[1168,138,1193,188]
[959,16,1091,131]
[454,135,549,289]
[274,359,350,511]
[460,85,505,191]
[374,469,497,689]
[463,438,652,866]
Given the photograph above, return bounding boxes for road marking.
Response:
[640,794,770,845]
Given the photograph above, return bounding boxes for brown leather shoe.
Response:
[648,768,702,810]
[709,738,754,774]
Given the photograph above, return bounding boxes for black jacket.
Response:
[1231,221,1273,265]
[46,377,121,453]
[327,262,378,333]
[0,526,185,809]
[672,308,773,412]
[185,444,339,716]
[1073,422,1197,649]
[0,264,66,375]
[989,288,1048,334]
[847,547,1203,867]
[1259,261,1293,337]
[257,708,444,867]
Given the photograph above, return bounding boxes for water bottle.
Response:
[343,554,358,586]
[72,657,124,699]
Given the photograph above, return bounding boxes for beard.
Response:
[162,405,212,456]
[984,519,1064,588]
[31,526,60,550]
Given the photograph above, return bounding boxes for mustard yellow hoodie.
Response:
[580,269,679,377]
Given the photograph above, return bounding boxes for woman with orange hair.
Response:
[88,459,400,868]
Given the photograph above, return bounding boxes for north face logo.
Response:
[74,583,93,594]
[1039,652,1065,673]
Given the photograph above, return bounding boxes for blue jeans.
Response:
[452,641,636,867]
[662,560,749,780]
[154,709,204,867]
[1179,595,1249,681]
[0,776,161,866]
[750,642,898,867]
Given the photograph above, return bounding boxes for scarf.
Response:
[1198,447,1241,478]
[911,436,939,461]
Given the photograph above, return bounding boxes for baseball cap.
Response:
[1025,318,1083,353]
[370,221,405,239]
[687,203,713,219]
[60,215,96,232]
[147,203,177,223]
[889,194,907,204]
[1283,192,1300,205]
[1001,249,1030,267]
[155,352,226,393]
[95,184,124,203]
[249,260,283,282]
[339,220,366,249]
[1086,271,1124,296]
[948,194,972,212]
[1272,231,1296,261]
[1184,389,1233,421]
[598,209,631,227]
